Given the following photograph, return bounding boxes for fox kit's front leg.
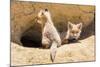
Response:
[62,37,69,44]
[42,32,51,48]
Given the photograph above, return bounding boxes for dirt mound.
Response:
[11,35,95,66]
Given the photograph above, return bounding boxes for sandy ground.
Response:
[11,35,95,66]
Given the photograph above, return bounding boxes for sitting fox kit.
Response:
[62,21,82,44]
[37,9,61,62]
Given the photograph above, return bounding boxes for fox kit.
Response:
[37,9,61,62]
[62,21,82,44]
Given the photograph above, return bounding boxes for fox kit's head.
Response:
[67,21,82,41]
[36,9,51,25]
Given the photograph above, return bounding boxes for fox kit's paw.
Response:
[62,38,69,44]
[42,44,50,49]
[42,38,50,48]
[50,42,57,62]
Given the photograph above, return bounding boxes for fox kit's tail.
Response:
[50,41,58,62]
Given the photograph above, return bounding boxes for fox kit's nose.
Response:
[45,9,48,11]
[73,34,77,37]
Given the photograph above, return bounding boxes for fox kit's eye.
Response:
[71,31,75,34]
[75,31,79,33]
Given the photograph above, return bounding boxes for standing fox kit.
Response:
[62,21,82,44]
[37,9,61,62]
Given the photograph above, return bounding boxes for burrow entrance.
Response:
[20,22,42,48]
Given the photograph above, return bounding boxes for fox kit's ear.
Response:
[68,21,73,29]
[77,23,82,30]
[44,8,48,12]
